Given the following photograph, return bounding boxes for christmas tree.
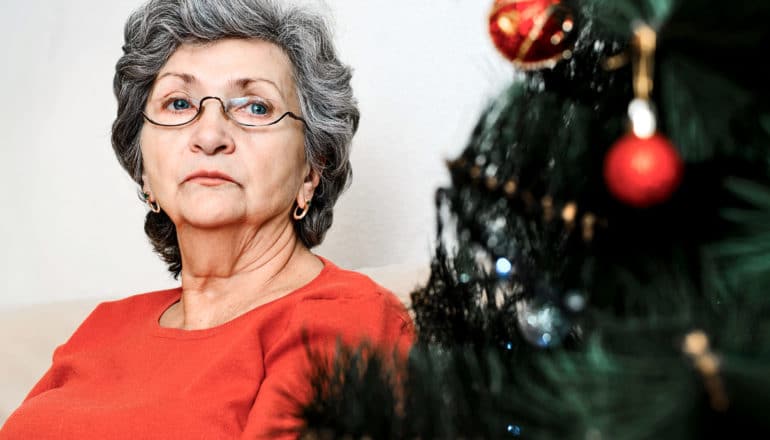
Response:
[298,0,770,438]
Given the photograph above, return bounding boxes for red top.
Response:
[0,257,414,439]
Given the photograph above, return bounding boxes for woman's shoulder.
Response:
[94,287,181,316]
[303,257,405,309]
[48,288,180,355]
[291,257,413,335]
[71,287,180,334]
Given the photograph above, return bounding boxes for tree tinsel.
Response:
[298,0,770,438]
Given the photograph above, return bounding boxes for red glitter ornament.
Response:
[603,132,684,208]
[488,0,576,69]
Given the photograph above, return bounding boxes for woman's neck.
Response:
[164,219,322,330]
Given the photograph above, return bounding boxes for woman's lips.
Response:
[187,176,233,186]
[183,170,237,186]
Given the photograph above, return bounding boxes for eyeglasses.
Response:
[142,95,308,128]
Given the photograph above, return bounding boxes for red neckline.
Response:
[152,255,333,339]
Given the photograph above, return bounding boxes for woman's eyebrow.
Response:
[156,72,197,84]
[230,77,285,100]
[153,74,287,101]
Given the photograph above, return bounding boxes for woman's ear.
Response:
[141,173,152,197]
[297,168,320,206]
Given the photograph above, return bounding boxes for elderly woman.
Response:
[0,0,413,439]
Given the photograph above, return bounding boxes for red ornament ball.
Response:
[603,132,684,208]
[488,0,576,69]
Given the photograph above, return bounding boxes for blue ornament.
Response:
[515,298,570,348]
[564,289,586,312]
[495,257,514,278]
[507,424,522,436]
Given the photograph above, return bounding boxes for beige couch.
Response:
[0,262,429,425]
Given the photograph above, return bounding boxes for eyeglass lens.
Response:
[144,95,294,127]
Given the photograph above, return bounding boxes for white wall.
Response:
[0,0,511,307]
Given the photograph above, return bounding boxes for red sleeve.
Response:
[19,303,108,402]
[240,290,414,440]
[20,345,64,402]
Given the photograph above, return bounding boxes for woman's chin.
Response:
[174,206,246,230]
[183,217,240,230]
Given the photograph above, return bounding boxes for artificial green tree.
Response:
[300,0,770,438]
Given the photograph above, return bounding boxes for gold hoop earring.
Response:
[144,192,161,213]
[293,201,311,220]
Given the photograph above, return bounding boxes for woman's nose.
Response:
[189,98,236,155]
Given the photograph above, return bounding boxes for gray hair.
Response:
[112,0,359,278]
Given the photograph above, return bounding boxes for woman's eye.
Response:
[249,102,268,115]
[231,97,272,117]
[167,98,192,111]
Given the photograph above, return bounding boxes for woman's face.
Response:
[140,38,317,231]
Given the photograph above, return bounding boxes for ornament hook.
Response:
[632,23,656,101]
